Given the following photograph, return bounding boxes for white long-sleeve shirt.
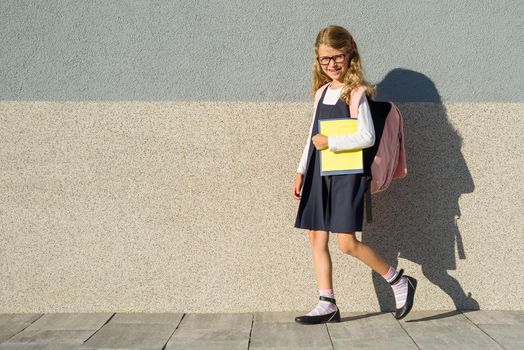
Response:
[296,87,375,175]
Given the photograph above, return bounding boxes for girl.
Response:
[292,25,417,324]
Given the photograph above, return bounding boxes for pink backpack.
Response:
[314,83,407,222]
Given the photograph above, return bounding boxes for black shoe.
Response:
[295,296,341,325]
[388,269,418,320]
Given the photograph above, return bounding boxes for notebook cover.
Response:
[318,118,364,176]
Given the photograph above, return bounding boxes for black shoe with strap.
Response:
[388,268,418,320]
[294,296,341,325]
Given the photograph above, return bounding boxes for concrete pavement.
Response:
[0,310,523,349]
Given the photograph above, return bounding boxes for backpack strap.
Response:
[314,83,330,109]
[349,85,367,118]
[302,83,330,181]
[315,83,367,116]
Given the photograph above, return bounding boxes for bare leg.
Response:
[294,230,338,322]
[336,232,390,275]
[308,230,332,289]
[337,232,413,314]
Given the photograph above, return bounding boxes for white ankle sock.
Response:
[306,288,338,316]
[382,266,408,309]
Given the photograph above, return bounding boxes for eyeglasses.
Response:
[317,53,349,66]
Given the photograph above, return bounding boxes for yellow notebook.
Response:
[318,118,364,176]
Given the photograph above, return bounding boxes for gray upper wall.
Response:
[1,1,522,102]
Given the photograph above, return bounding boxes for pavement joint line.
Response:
[161,312,186,350]
[460,310,506,350]
[80,312,116,346]
[4,312,45,343]
[394,311,421,350]
[247,313,254,350]
[325,322,334,350]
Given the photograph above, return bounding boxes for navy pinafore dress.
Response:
[294,85,367,233]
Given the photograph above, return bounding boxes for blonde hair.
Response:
[311,25,376,105]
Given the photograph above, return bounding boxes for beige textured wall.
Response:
[1,101,522,312]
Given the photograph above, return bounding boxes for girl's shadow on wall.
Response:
[363,68,479,311]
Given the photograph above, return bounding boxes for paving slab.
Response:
[166,312,252,350]
[250,312,332,350]
[177,312,253,330]
[79,322,176,350]
[1,313,112,347]
[110,312,184,325]
[251,322,332,350]
[462,310,524,350]
[461,310,524,325]
[0,343,77,350]
[1,329,93,346]
[22,313,113,331]
[253,311,304,324]
[400,310,504,349]
[328,312,418,349]
[166,328,251,350]
[0,314,42,327]
[0,314,42,343]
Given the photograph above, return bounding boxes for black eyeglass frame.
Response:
[316,52,353,66]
